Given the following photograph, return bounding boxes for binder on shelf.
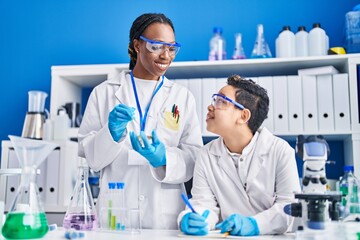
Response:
[317,75,335,132]
[287,75,304,133]
[188,78,203,134]
[272,76,289,133]
[332,73,351,131]
[45,149,61,206]
[257,76,274,132]
[202,78,217,136]
[37,160,47,204]
[215,77,228,91]
[302,75,318,132]
[5,150,20,211]
[173,78,189,89]
[250,77,258,83]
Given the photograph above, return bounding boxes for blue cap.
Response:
[344,165,354,172]
[108,182,116,189]
[213,27,223,34]
[116,182,125,189]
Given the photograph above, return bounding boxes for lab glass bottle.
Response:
[232,33,246,59]
[251,24,272,58]
[208,27,226,61]
[339,165,357,219]
[63,158,98,230]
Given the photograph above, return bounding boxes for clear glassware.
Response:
[232,33,246,59]
[63,158,98,230]
[251,24,272,58]
[1,135,58,239]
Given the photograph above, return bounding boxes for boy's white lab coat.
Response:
[178,127,301,234]
[78,70,203,229]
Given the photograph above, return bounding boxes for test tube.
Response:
[116,182,125,230]
[107,182,116,230]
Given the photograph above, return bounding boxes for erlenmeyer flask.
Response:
[2,135,58,239]
[251,24,272,58]
[63,157,98,230]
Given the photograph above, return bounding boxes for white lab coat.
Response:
[178,127,301,234]
[78,70,203,229]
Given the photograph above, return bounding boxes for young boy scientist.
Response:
[178,75,301,236]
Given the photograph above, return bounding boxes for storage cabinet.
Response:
[50,54,360,177]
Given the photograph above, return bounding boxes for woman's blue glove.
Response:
[108,104,135,142]
[215,214,259,236]
[180,210,210,236]
[130,130,166,167]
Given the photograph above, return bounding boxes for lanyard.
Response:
[130,71,164,131]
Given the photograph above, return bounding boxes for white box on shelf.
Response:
[298,65,339,76]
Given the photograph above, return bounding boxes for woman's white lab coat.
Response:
[78,70,203,229]
[178,127,301,234]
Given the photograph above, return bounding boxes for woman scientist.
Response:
[78,13,203,229]
[178,75,301,236]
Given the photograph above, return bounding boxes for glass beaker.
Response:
[28,91,48,112]
[1,135,58,239]
[63,158,98,230]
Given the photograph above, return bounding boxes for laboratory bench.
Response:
[0,228,295,240]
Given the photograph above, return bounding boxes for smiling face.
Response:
[132,23,176,80]
[206,85,243,136]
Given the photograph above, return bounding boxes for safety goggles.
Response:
[140,36,181,57]
[211,94,245,110]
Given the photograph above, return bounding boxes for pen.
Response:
[181,193,197,213]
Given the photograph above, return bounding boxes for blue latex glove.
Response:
[215,214,259,236]
[108,104,135,142]
[180,210,210,236]
[130,130,166,167]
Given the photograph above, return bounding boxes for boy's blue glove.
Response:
[130,130,166,167]
[180,210,210,236]
[215,214,259,236]
[108,104,135,142]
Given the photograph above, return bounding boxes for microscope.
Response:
[284,135,342,230]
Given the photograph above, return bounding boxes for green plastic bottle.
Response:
[1,212,48,239]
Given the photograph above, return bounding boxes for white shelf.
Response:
[50,54,360,177]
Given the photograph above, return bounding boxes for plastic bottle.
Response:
[232,33,246,59]
[295,26,309,57]
[209,27,226,61]
[345,5,360,53]
[53,108,69,140]
[251,24,272,58]
[276,26,295,58]
[339,165,360,219]
[308,23,328,56]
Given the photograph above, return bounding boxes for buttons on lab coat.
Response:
[139,195,145,201]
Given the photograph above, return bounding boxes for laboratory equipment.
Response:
[339,166,360,221]
[1,135,58,239]
[308,23,328,56]
[345,5,360,53]
[63,102,82,128]
[209,27,226,60]
[251,24,272,58]
[22,91,48,139]
[63,158,98,230]
[276,26,295,58]
[295,26,309,57]
[284,135,341,230]
[232,33,246,59]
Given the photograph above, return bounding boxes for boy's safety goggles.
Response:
[140,36,181,57]
[211,94,245,110]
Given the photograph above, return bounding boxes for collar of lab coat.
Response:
[210,127,276,188]
[109,70,173,120]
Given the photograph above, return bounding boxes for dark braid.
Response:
[128,13,175,70]
[227,75,269,134]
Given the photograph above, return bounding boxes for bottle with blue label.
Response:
[209,27,227,61]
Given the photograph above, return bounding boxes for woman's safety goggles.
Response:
[211,94,245,110]
[140,36,181,57]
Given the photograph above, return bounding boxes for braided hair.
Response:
[227,75,269,134]
[128,13,175,70]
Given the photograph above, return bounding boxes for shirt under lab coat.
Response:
[178,127,301,234]
[78,70,203,229]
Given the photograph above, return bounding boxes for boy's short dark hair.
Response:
[227,75,269,134]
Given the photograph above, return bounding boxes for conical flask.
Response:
[2,135,58,239]
[251,24,272,58]
[63,157,98,230]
